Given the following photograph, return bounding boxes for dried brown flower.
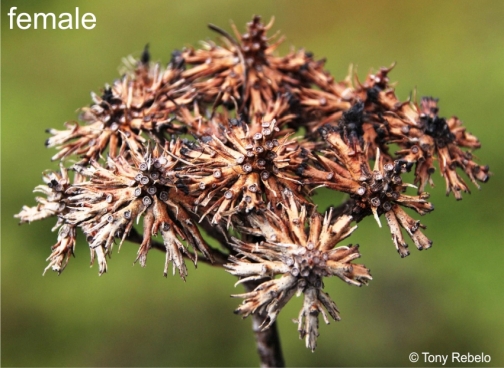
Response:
[66,141,212,277]
[412,97,489,198]
[46,49,191,164]
[348,68,489,199]
[316,123,433,257]
[179,117,312,224]
[226,191,371,351]
[181,16,290,116]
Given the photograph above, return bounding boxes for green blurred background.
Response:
[2,1,503,366]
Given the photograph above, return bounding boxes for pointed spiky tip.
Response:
[141,43,150,64]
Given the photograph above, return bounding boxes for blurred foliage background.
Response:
[2,0,503,366]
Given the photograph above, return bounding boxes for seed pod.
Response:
[142,196,152,206]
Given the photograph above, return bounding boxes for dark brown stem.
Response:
[244,280,285,368]
[198,218,234,252]
[326,197,369,223]
[126,228,228,266]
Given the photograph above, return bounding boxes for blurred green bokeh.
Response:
[2,1,503,366]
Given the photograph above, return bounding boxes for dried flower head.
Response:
[317,121,434,257]
[46,49,191,164]
[179,117,312,224]
[66,141,212,277]
[17,15,490,355]
[350,68,489,199]
[181,16,290,115]
[412,97,489,198]
[226,191,371,351]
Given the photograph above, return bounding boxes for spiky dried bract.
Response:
[226,191,371,351]
[67,141,212,277]
[43,224,77,275]
[46,52,190,164]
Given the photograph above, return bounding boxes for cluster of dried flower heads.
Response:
[17,16,489,351]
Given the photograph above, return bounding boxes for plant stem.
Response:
[244,280,285,367]
[126,228,228,266]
